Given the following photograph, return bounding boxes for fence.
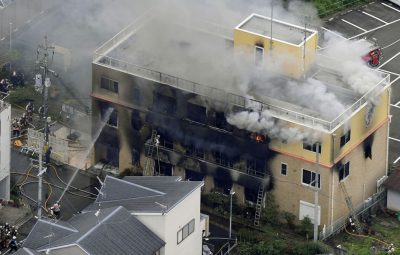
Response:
[319,189,386,241]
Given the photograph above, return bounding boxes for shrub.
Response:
[298,216,313,239]
[292,241,331,255]
[262,193,280,225]
[282,211,296,229]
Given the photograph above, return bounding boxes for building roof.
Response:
[93,14,390,132]
[23,206,165,255]
[13,248,41,255]
[383,170,400,192]
[84,175,203,214]
[236,13,316,45]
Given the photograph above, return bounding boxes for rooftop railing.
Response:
[93,17,391,132]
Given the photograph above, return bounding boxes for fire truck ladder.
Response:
[144,130,158,176]
[254,184,264,227]
[339,182,362,234]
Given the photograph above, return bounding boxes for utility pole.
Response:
[9,22,12,50]
[37,140,43,218]
[269,1,273,53]
[313,142,320,242]
[35,36,57,218]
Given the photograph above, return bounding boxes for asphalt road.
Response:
[322,0,400,167]
[10,149,99,221]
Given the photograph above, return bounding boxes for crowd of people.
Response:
[0,223,18,252]
[12,102,34,137]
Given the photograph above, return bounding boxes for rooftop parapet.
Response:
[93,15,391,133]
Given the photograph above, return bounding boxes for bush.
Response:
[298,216,313,239]
[282,211,296,229]
[292,241,331,255]
[262,193,280,225]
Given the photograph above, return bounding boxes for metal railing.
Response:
[93,15,391,132]
[319,189,386,240]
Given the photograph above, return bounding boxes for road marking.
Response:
[395,101,400,107]
[394,156,400,164]
[341,19,367,32]
[379,51,400,68]
[377,69,400,77]
[321,27,347,39]
[349,18,400,40]
[382,38,400,50]
[390,104,400,109]
[361,11,388,24]
[390,137,400,143]
[382,2,400,13]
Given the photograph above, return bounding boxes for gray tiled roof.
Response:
[13,247,42,255]
[23,219,78,250]
[84,176,203,213]
[24,206,165,255]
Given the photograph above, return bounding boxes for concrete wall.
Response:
[270,122,388,227]
[387,190,400,211]
[134,187,202,255]
[0,103,10,200]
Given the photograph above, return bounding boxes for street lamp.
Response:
[229,190,235,239]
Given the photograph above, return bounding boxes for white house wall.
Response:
[0,103,10,200]
[387,190,400,211]
[164,187,202,255]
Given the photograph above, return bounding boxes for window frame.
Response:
[281,162,287,176]
[177,219,195,244]
[100,77,119,93]
[255,45,264,65]
[303,142,321,153]
[340,130,351,147]
[302,169,321,189]
[338,162,350,181]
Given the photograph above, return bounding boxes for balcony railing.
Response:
[144,142,267,179]
[93,16,391,132]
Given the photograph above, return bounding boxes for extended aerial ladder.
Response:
[254,184,265,226]
[340,182,363,234]
[143,130,159,176]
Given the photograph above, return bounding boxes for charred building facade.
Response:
[92,12,391,233]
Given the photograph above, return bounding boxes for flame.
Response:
[251,133,265,143]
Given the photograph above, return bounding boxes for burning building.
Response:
[91,10,391,234]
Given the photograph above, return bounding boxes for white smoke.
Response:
[319,34,383,94]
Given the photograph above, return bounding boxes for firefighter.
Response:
[50,201,61,219]
[45,146,52,165]
[25,102,34,123]
[8,236,18,252]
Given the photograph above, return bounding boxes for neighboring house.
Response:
[91,8,390,238]
[0,100,10,200]
[383,170,400,211]
[22,206,165,255]
[84,175,205,255]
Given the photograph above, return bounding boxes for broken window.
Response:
[255,45,264,65]
[302,169,320,188]
[281,163,287,176]
[157,132,174,149]
[100,77,119,93]
[303,142,321,153]
[154,93,177,114]
[246,158,266,177]
[340,130,351,147]
[99,101,118,127]
[339,162,350,181]
[187,103,207,124]
[213,150,235,168]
